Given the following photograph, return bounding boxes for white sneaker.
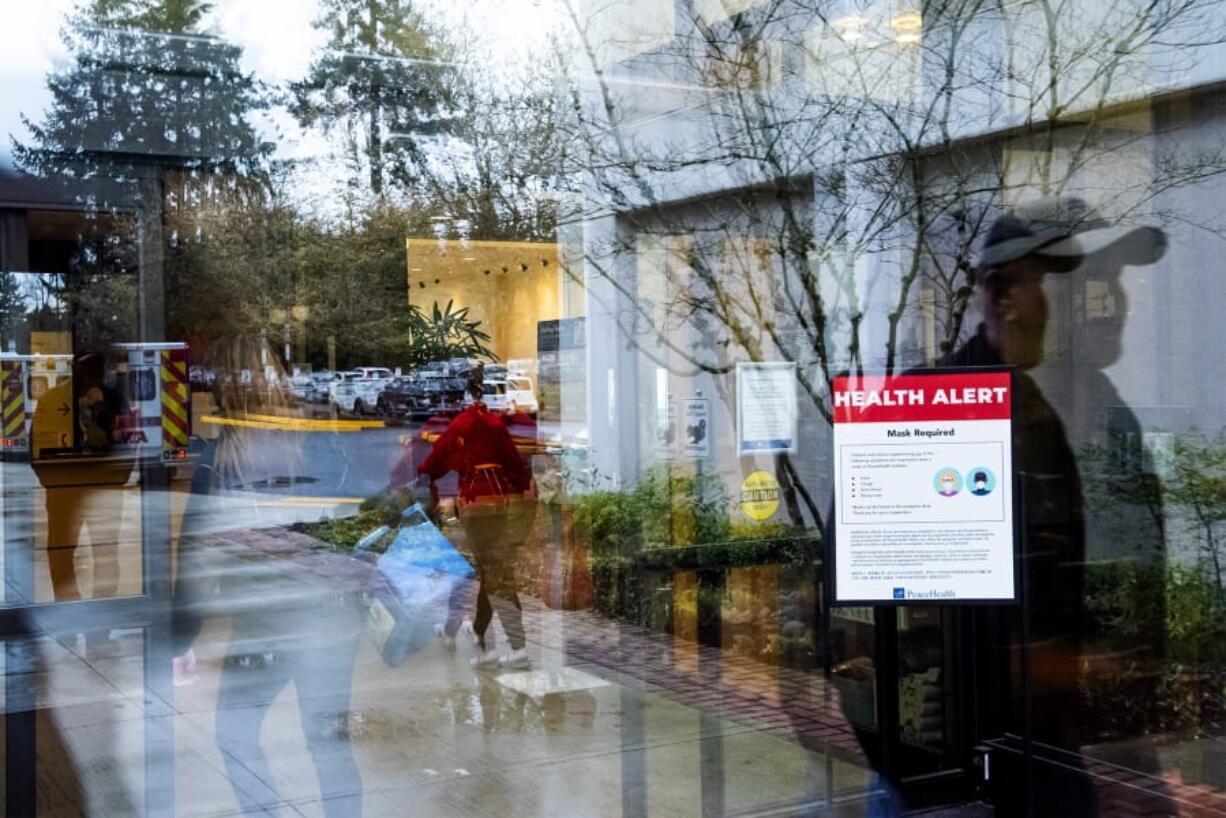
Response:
[501,648,531,670]
[433,624,457,654]
[471,648,501,669]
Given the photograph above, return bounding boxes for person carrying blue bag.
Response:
[417,363,538,670]
[355,502,477,667]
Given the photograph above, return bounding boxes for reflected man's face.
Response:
[992,259,1050,370]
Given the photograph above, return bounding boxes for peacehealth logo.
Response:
[892,587,956,600]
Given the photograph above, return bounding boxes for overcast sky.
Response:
[0,0,567,170]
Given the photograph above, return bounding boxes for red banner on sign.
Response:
[832,372,1011,424]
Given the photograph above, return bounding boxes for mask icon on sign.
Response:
[968,469,995,496]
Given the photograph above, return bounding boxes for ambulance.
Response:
[1,353,73,454]
[113,342,191,462]
[2,343,191,462]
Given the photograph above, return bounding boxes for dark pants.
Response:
[459,495,536,651]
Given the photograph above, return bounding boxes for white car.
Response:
[466,379,510,412]
[328,372,378,415]
[506,376,538,414]
[464,376,538,414]
[329,372,359,411]
[330,369,395,415]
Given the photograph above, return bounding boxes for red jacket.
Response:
[417,403,531,500]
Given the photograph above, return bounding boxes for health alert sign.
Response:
[831,370,1016,605]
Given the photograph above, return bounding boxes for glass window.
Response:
[0,0,1223,815]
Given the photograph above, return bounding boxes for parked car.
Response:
[188,365,215,392]
[461,375,538,415]
[415,371,467,413]
[307,371,336,402]
[329,372,372,415]
[466,378,512,412]
[328,371,356,409]
[376,377,433,418]
[441,377,468,408]
[506,375,538,415]
[288,373,314,401]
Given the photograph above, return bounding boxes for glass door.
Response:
[0,201,178,817]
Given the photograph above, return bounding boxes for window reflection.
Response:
[0,0,1223,815]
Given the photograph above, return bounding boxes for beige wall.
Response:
[405,239,566,365]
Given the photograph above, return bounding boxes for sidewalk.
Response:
[23,522,1226,817]
[25,523,874,817]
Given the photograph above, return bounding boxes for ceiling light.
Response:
[832,15,867,41]
[891,10,922,43]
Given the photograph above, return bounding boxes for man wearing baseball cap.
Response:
[950,196,1165,370]
[940,197,1165,815]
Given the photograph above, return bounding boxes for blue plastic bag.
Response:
[357,503,474,667]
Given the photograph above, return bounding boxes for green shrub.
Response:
[1166,562,1226,664]
[1082,560,1226,740]
[294,487,418,549]
[1084,560,1166,650]
[575,465,732,550]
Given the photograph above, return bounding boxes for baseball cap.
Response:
[977,196,1166,272]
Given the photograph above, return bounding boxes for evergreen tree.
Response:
[0,272,27,348]
[291,0,460,197]
[13,0,273,208]
[13,0,276,345]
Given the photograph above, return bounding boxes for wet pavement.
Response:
[9,507,877,817]
[4,457,1222,816]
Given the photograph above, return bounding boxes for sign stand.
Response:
[1016,477,1034,818]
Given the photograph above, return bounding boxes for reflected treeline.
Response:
[12,0,565,366]
[561,0,1226,410]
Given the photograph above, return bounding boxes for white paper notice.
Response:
[737,362,797,455]
[832,371,1015,604]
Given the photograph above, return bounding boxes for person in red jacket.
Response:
[418,364,537,669]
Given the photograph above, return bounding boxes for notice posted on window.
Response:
[831,372,1016,604]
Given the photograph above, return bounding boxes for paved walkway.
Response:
[16,521,1226,816]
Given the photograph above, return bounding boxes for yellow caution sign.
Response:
[740,470,781,521]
